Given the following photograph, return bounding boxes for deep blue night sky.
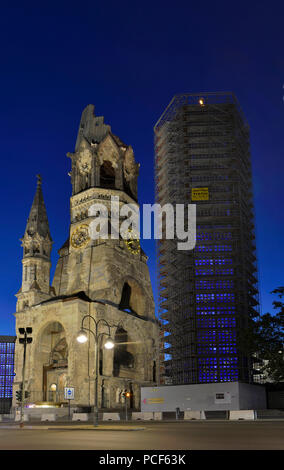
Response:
[0,1,283,334]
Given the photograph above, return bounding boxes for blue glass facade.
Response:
[194,237,238,383]
[0,337,16,407]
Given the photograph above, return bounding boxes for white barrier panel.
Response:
[184,410,204,420]
[229,410,255,420]
[102,413,120,421]
[15,413,29,422]
[131,412,144,421]
[72,413,89,422]
[142,412,154,421]
[41,414,56,422]
[154,412,162,420]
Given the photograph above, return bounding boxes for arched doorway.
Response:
[35,322,68,403]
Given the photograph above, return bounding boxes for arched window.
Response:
[113,327,134,377]
[100,161,115,189]
[119,280,146,317]
[119,283,132,312]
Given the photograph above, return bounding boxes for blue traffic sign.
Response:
[64,387,75,400]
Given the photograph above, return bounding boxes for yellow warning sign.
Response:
[148,398,165,404]
[191,187,209,201]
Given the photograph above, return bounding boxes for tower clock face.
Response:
[71,225,90,249]
[124,228,140,255]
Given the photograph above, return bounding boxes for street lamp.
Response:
[18,327,33,428]
[76,330,88,344]
[104,339,115,350]
[76,315,116,427]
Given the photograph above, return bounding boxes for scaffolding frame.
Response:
[154,92,259,385]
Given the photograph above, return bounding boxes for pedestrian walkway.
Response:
[0,423,145,431]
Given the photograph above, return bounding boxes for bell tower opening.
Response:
[119,283,132,312]
[100,161,115,189]
[119,279,146,317]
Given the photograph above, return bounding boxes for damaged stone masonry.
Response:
[13,104,160,412]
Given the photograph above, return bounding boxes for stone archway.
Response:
[34,321,68,403]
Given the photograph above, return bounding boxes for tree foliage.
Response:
[240,287,284,383]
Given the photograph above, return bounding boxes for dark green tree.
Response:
[241,287,284,382]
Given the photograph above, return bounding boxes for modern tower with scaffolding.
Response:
[155,92,259,386]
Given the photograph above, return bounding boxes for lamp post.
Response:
[76,315,115,427]
[124,390,131,421]
[18,327,33,428]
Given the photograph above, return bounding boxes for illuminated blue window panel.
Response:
[195,245,233,253]
[196,293,235,303]
[196,306,236,315]
[219,357,238,366]
[197,233,214,241]
[197,344,237,355]
[198,357,239,382]
[195,258,233,266]
[214,245,233,252]
[215,293,235,302]
[198,358,218,382]
[195,267,234,276]
[197,330,236,343]
[0,338,16,400]
[215,268,234,275]
[195,280,234,289]
[218,345,237,354]
[195,268,214,275]
[196,317,236,328]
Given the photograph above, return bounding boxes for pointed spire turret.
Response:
[16,176,54,310]
[24,175,52,241]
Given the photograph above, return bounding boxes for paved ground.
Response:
[0,420,284,450]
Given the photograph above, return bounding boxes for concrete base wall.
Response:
[141,382,266,412]
[267,390,284,409]
[238,383,267,410]
[16,407,70,419]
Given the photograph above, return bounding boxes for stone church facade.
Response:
[13,105,159,411]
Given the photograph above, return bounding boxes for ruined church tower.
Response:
[13,105,159,412]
